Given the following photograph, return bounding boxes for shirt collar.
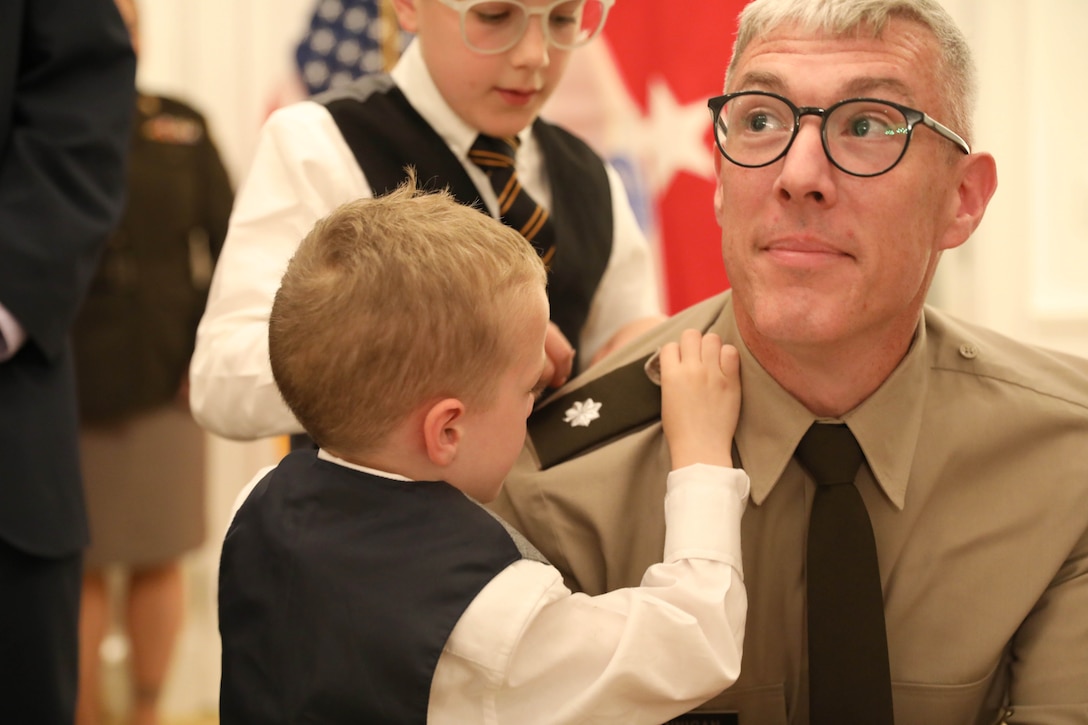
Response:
[391,39,531,161]
[317,448,412,482]
[710,296,927,509]
[842,316,928,510]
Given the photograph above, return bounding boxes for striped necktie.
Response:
[797,423,895,724]
[468,134,556,268]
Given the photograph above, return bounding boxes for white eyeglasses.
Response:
[435,0,614,55]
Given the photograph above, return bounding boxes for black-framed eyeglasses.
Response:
[435,0,614,55]
[708,91,970,177]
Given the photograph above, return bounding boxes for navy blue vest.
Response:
[319,75,613,360]
[219,451,522,724]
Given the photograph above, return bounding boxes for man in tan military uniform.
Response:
[491,1,1088,723]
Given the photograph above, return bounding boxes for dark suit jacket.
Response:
[0,0,136,557]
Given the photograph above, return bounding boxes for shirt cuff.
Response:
[663,463,749,571]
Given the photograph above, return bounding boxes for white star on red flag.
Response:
[544,1,749,313]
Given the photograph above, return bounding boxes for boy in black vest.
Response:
[191,0,664,441]
[218,178,749,724]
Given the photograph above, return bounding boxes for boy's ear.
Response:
[422,397,466,467]
[390,0,419,33]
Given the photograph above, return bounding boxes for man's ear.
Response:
[422,398,466,467]
[939,151,998,252]
[712,151,725,222]
[390,0,419,33]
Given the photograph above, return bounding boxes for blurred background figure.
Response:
[72,1,234,724]
[0,0,135,722]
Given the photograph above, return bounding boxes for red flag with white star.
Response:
[603,1,749,313]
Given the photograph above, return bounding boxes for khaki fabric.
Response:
[491,292,1088,725]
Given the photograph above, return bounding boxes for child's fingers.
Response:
[662,330,732,375]
[543,323,574,388]
[677,328,710,363]
[719,343,740,379]
[658,341,680,372]
[699,332,723,364]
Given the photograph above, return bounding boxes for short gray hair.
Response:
[726,0,977,143]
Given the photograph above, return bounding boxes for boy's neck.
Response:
[321,412,441,482]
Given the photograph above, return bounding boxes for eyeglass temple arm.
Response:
[922,115,971,155]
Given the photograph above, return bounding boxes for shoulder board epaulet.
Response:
[528,353,661,470]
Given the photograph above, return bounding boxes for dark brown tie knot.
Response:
[466,133,555,260]
[796,423,864,486]
[469,134,519,170]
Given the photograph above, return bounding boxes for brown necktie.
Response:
[797,423,894,724]
[468,134,556,268]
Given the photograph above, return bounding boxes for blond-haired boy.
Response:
[218,178,749,724]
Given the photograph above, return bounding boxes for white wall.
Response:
[129,0,1088,717]
[934,0,1088,358]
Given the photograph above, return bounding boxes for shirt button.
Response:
[959,342,979,359]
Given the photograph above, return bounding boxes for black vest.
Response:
[319,75,613,357]
[218,451,522,724]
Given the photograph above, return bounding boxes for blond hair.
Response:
[269,173,547,453]
[726,0,977,143]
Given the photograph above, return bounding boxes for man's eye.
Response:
[744,111,786,133]
[850,116,886,137]
[838,108,901,140]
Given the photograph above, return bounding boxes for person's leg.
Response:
[0,538,82,725]
[76,569,110,725]
[126,560,185,725]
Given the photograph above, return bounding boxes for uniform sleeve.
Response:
[0,0,135,361]
[431,464,749,725]
[577,161,663,366]
[189,102,371,439]
[1007,521,1088,723]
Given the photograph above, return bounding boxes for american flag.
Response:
[294,0,412,96]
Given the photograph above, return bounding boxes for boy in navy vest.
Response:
[191,0,664,441]
[218,178,749,724]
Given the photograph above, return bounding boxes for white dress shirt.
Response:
[228,451,749,725]
[189,40,661,441]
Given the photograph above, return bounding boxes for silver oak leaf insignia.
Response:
[563,398,603,428]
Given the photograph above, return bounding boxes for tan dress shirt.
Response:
[491,292,1088,725]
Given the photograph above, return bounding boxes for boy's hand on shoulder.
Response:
[659,329,740,470]
[540,322,574,391]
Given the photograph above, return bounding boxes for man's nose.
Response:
[774,116,837,203]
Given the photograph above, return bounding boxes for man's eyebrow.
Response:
[730,72,919,105]
[731,70,787,94]
[841,76,917,103]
